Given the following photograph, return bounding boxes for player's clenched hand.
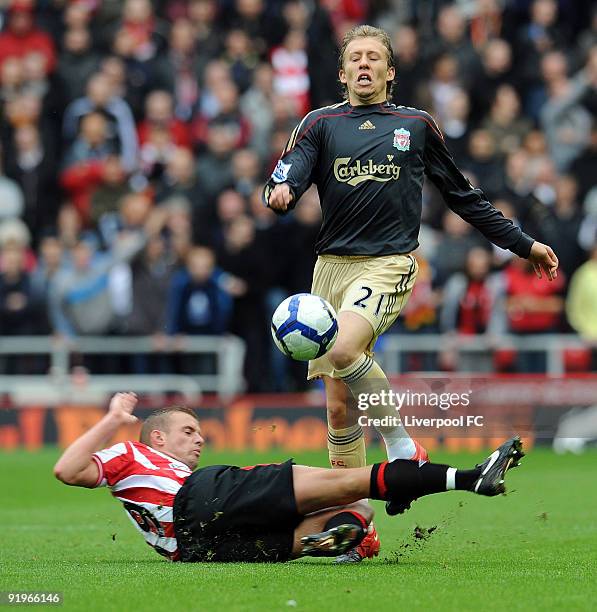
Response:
[108,392,139,424]
[268,183,294,212]
[528,241,559,281]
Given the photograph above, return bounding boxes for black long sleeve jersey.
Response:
[264,100,534,258]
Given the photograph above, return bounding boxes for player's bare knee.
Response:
[328,344,360,370]
[327,399,347,429]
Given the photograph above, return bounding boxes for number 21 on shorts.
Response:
[353,286,385,316]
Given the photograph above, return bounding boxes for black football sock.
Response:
[370,460,482,500]
[324,510,368,532]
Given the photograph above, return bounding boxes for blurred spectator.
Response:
[217,214,268,391]
[441,247,505,336]
[320,0,367,39]
[0,56,23,103]
[223,27,258,94]
[504,256,565,371]
[580,44,597,117]
[155,17,203,122]
[441,88,471,164]
[193,78,250,149]
[517,0,569,114]
[440,246,506,371]
[112,0,169,62]
[0,145,24,220]
[187,0,221,60]
[195,118,237,204]
[49,232,145,337]
[127,233,173,336]
[570,123,597,205]
[0,217,34,271]
[469,0,503,48]
[21,51,60,114]
[98,191,152,249]
[126,233,174,373]
[161,196,193,267]
[224,0,276,55]
[432,212,487,288]
[63,111,115,167]
[425,4,479,83]
[55,204,83,250]
[390,25,424,108]
[240,62,275,159]
[231,148,262,198]
[464,129,505,198]
[470,38,517,122]
[426,53,462,126]
[0,1,56,73]
[293,0,338,108]
[539,53,593,172]
[395,251,437,334]
[62,1,93,32]
[271,28,310,117]
[62,72,138,171]
[30,233,67,306]
[57,26,100,102]
[5,123,59,242]
[60,113,117,223]
[210,188,247,247]
[576,7,597,59]
[197,59,233,121]
[138,89,192,150]
[546,175,587,279]
[566,242,597,341]
[0,242,46,336]
[286,185,320,294]
[481,85,532,156]
[166,245,233,336]
[89,156,130,226]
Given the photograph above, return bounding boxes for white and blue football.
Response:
[271,293,338,361]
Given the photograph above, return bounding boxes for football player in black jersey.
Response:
[265,24,557,563]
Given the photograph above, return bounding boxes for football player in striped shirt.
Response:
[54,392,524,562]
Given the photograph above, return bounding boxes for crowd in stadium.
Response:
[0,0,595,390]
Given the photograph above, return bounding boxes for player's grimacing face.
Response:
[160,412,204,470]
[339,37,394,105]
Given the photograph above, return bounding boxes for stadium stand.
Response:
[0,0,595,396]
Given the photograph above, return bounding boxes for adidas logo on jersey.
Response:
[358,120,375,130]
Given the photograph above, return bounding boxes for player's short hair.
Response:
[140,406,200,445]
[338,24,396,100]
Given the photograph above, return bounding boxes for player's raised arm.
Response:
[263,110,323,214]
[422,114,559,280]
[53,392,138,488]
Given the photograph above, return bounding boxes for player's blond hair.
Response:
[338,24,396,100]
[140,406,200,445]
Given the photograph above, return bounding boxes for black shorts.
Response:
[173,460,303,562]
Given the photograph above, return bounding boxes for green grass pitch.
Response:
[2,446,596,611]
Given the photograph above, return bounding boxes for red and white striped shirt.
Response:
[92,441,192,561]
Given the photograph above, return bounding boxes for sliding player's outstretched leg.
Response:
[372,436,525,514]
[292,437,525,519]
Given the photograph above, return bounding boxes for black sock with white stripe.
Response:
[370,460,482,500]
